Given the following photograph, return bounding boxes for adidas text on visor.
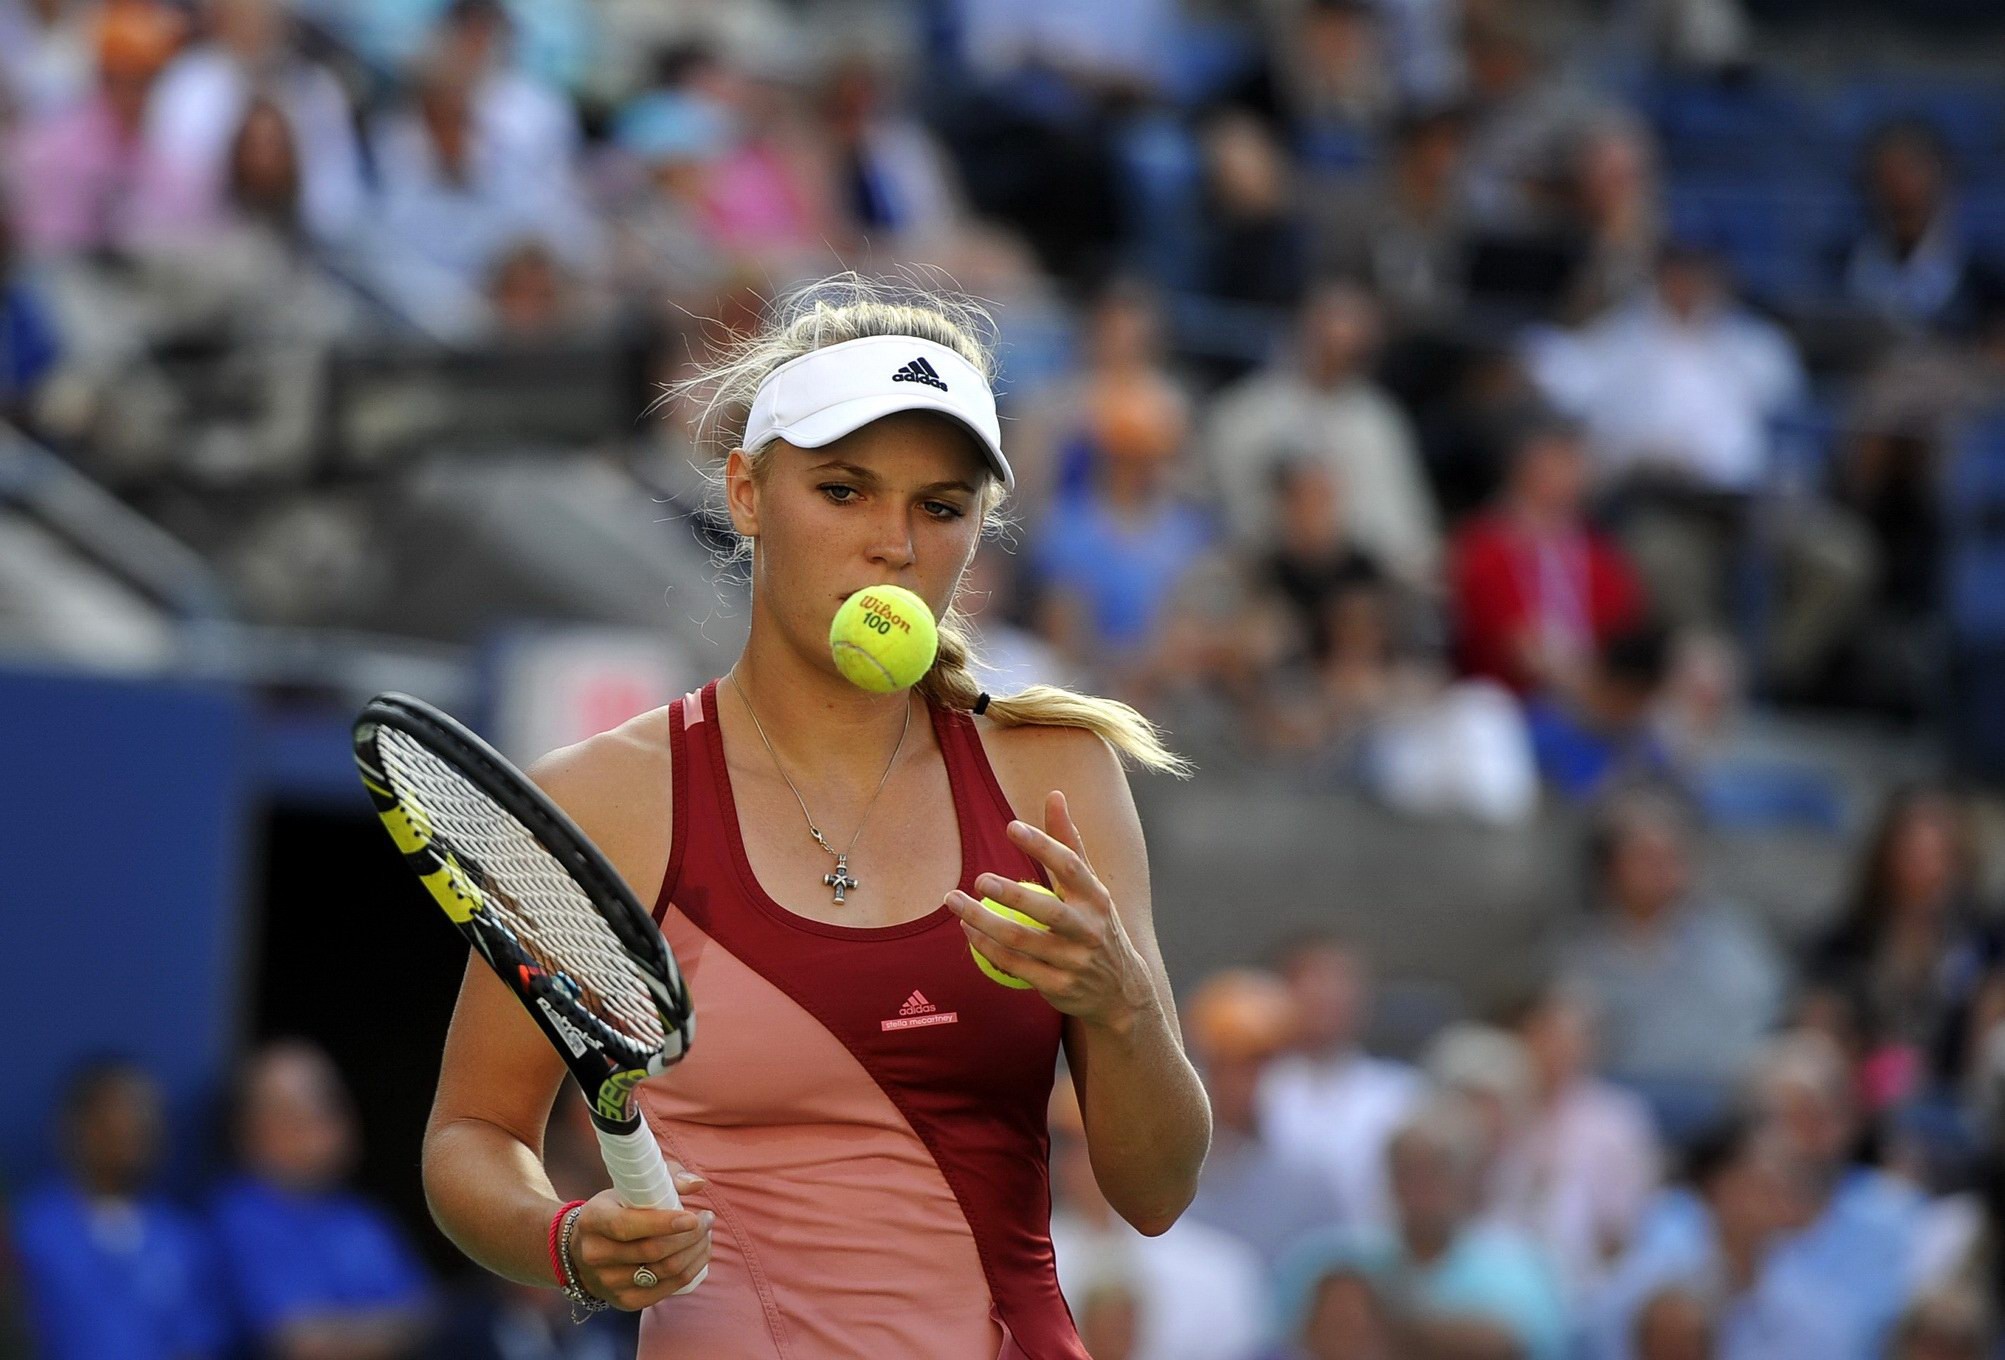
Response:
[741,336,1012,492]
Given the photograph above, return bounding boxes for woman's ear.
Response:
[724,448,759,538]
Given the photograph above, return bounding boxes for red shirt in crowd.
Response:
[1450,512,1644,693]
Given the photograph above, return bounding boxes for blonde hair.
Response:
[674,273,1190,777]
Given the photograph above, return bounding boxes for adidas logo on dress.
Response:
[882,988,958,1031]
[891,357,948,391]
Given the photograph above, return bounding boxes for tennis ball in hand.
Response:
[830,585,939,693]
[972,881,1057,989]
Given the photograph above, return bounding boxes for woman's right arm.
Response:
[420,716,710,1307]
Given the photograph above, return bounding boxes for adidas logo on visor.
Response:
[891,356,948,391]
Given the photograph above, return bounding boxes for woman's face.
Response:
[728,410,988,675]
[1887,801,1960,912]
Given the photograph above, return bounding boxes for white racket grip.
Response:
[595,1123,708,1293]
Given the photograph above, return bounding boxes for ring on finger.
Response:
[632,1266,660,1290]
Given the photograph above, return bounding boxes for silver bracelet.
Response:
[556,1204,611,1317]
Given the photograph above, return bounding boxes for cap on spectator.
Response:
[616,92,730,164]
[96,0,183,79]
[1187,968,1300,1061]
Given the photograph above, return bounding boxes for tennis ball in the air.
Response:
[971,881,1057,989]
[830,585,939,693]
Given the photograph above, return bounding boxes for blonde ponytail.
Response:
[674,271,1192,779]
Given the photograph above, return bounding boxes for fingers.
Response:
[576,1205,715,1310]
[963,925,1065,992]
[1004,815,1104,909]
[1045,789,1092,868]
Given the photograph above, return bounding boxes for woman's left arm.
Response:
[948,734,1211,1236]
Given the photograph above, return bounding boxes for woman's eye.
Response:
[924,501,966,520]
[820,484,857,503]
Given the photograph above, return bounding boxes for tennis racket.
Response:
[352,692,704,1291]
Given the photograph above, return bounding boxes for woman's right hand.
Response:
[568,1171,714,1310]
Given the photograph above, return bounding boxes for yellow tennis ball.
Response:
[830,585,939,693]
[972,881,1057,989]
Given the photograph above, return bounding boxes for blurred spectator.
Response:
[1553,120,1664,325]
[1254,458,1386,668]
[1012,277,1181,512]
[1524,624,1679,800]
[1422,1023,1536,1214]
[1232,0,1394,173]
[1613,0,1754,74]
[1025,369,1217,702]
[364,55,588,339]
[1804,785,2002,1110]
[140,0,364,246]
[1886,1290,1992,1360]
[1495,981,1664,1305]
[0,207,59,426]
[1046,1079,1268,1360]
[1181,968,1345,1269]
[1457,9,1616,229]
[1629,1285,1717,1360]
[1256,1262,1394,1360]
[1204,282,1438,587]
[1837,119,2005,338]
[1260,934,1425,1231]
[1589,1116,1843,1360]
[1562,787,1787,1090]
[10,1058,227,1360]
[5,0,195,256]
[1748,1030,1930,1353]
[686,54,840,278]
[435,0,586,198]
[0,0,93,118]
[604,89,733,313]
[1274,1094,1570,1360]
[1264,569,1539,822]
[1194,111,1309,308]
[1525,243,1804,500]
[484,236,589,341]
[819,55,966,258]
[1522,243,1877,695]
[1450,409,1646,697]
[1311,100,1472,325]
[210,1041,433,1360]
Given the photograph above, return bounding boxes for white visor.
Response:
[741,335,1011,492]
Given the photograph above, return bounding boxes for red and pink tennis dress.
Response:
[634,680,1090,1358]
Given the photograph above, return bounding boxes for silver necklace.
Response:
[727,674,912,905]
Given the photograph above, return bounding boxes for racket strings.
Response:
[377,729,667,1050]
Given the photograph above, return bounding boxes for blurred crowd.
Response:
[15,775,2005,1360]
[9,0,2005,1356]
[5,0,2005,795]
[1055,777,2005,1359]
[3,1040,642,1360]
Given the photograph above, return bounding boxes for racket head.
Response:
[353,693,692,1128]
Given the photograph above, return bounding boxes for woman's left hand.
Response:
[946,790,1158,1033]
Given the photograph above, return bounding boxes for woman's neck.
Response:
[725,635,920,793]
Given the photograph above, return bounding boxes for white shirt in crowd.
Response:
[1203,368,1441,588]
[1523,298,1805,494]
[1258,1047,1426,1232]
[1049,1210,1268,1360]
[1493,1080,1662,1307]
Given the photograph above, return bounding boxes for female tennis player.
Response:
[420,275,1211,1358]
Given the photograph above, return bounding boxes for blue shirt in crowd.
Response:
[1028,493,1216,653]
[1589,1188,1854,1360]
[208,1176,432,1346]
[1273,1223,1569,1360]
[12,1180,228,1360]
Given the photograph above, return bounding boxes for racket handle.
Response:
[595,1123,708,1294]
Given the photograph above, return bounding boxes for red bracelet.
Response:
[548,1199,588,1288]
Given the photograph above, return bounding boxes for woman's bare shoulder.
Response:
[527,705,677,904]
[974,715,1127,824]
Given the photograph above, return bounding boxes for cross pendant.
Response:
[824,855,859,905]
